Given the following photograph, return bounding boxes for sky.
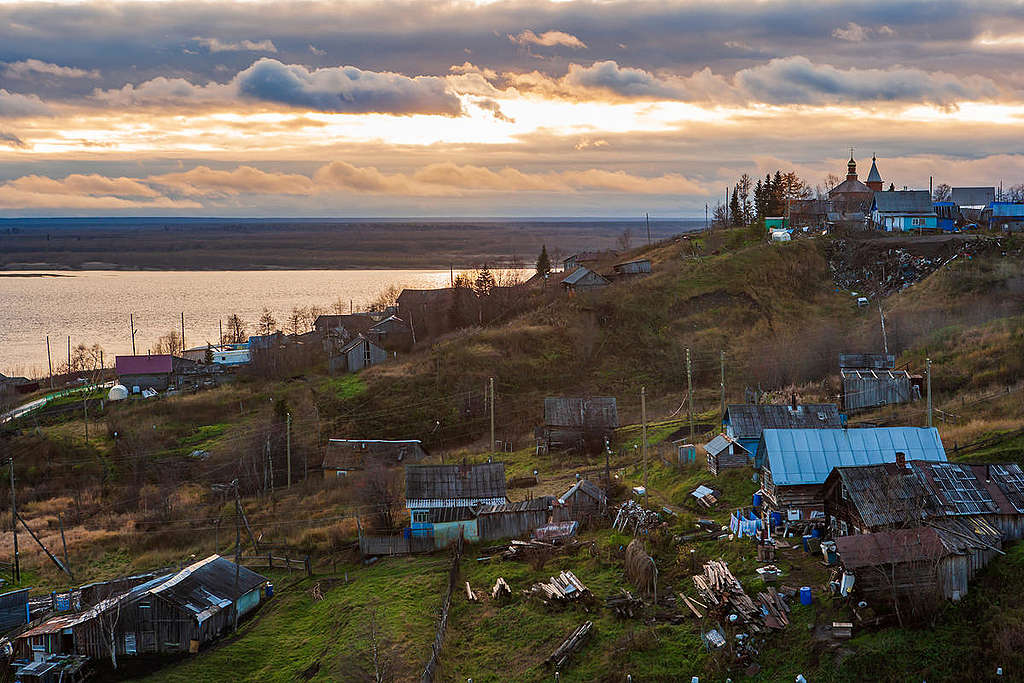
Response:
[1,0,1024,217]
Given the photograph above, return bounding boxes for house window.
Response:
[124,633,137,655]
[911,217,925,226]
[412,510,430,524]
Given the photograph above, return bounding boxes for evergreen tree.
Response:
[754,178,766,220]
[204,343,214,364]
[474,263,495,296]
[770,170,785,215]
[729,187,742,227]
[535,244,551,278]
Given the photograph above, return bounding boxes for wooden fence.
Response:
[239,553,312,577]
[421,535,462,683]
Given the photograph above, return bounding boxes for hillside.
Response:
[0,227,1022,681]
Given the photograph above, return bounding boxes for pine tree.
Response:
[535,244,551,278]
[754,178,766,221]
[474,263,495,296]
[729,187,742,227]
[204,343,214,364]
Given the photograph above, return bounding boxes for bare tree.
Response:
[824,173,842,194]
[154,329,182,356]
[359,465,402,532]
[92,587,125,670]
[617,228,633,251]
[223,314,247,344]
[368,285,402,313]
[287,307,304,336]
[299,305,324,332]
[257,308,277,336]
[932,183,952,202]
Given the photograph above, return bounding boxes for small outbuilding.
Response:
[539,397,618,454]
[612,259,651,276]
[703,433,752,476]
[723,403,843,458]
[329,335,387,374]
[558,478,607,519]
[561,267,610,294]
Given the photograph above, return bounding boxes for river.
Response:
[0,269,478,376]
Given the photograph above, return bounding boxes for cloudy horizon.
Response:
[2,0,1024,217]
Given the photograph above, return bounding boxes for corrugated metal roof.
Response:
[872,190,934,214]
[761,427,947,486]
[405,462,507,502]
[725,404,841,440]
[149,555,266,621]
[115,354,173,375]
[544,397,618,429]
[991,202,1024,218]
[561,267,609,286]
[833,462,942,528]
[989,464,1024,513]
[558,479,606,505]
[703,433,749,457]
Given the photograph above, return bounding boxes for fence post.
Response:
[305,555,312,578]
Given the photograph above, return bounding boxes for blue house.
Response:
[722,403,843,461]
[757,427,948,521]
[405,463,507,538]
[987,202,1024,232]
[933,201,957,231]
[870,190,937,231]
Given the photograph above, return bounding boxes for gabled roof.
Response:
[761,427,947,487]
[559,478,607,505]
[829,177,872,196]
[339,334,382,355]
[831,461,942,527]
[116,354,173,375]
[149,555,267,622]
[405,462,507,502]
[872,190,935,215]
[951,187,995,208]
[725,404,842,440]
[544,397,618,429]
[703,433,750,457]
[561,267,609,286]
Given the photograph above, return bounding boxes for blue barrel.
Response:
[800,586,812,606]
[770,511,782,527]
[266,583,274,598]
[811,527,821,538]
[802,534,812,552]
[752,493,762,509]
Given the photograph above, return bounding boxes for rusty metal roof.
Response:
[837,527,948,568]
[832,462,940,528]
[725,404,841,440]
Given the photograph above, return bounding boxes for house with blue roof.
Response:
[986,202,1024,232]
[757,427,948,522]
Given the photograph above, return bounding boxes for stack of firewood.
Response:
[605,589,644,618]
[528,570,590,602]
[546,621,593,669]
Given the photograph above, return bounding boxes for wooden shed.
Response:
[703,433,752,475]
[329,335,387,374]
[841,368,916,412]
[558,479,607,519]
[540,397,618,454]
[560,267,610,293]
[612,259,651,276]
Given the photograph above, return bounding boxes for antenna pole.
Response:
[641,386,648,507]
[645,212,651,246]
[687,348,694,443]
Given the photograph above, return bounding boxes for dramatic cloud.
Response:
[0,174,201,210]
[234,59,462,115]
[194,37,277,53]
[736,57,999,106]
[3,59,99,79]
[90,59,463,115]
[509,30,587,49]
[0,89,52,117]
[148,166,314,196]
[0,131,26,148]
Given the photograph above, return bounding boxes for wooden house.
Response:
[823,460,1024,541]
[368,315,413,351]
[870,190,937,232]
[13,557,267,668]
[560,267,610,294]
[406,462,507,539]
[539,397,618,454]
[758,427,947,522]
[835,522,1002,608]
[329,335,386,374]
[703,433,751,475]
[612,259,651,276]
[322,438,428,478]
[558,478,607,519]
[723,402,842,460]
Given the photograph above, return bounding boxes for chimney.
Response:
[791,392,797,410]
[895,451,906,468]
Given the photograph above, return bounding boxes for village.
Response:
[0,157,1022,682]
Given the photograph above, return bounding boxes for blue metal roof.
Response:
[991,202,1024,218]
[761,427,947,486]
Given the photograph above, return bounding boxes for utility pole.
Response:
[46,336,53,389]
[879,303,888,355]
[641,386,648,507]
[286,412,292,489]
[130,314,137,355]
[645,212,651,246]
[489,377,495,453]
[233,484,241,632]
[58,511,71,582]
[720,350,726,431]
[9,459,19,584]
[181,312,186,352]
[687,348,694,443]
[926,357,933,428]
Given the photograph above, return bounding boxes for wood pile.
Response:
[529,571,590,603]
[692,561,765,632]
[491,577,511,600]
[754,589,790,630]
[546,621,593,669]
[499,538,577,560]
[605,589,644,618]
[678,593,707,618]
[612,500,661,535]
